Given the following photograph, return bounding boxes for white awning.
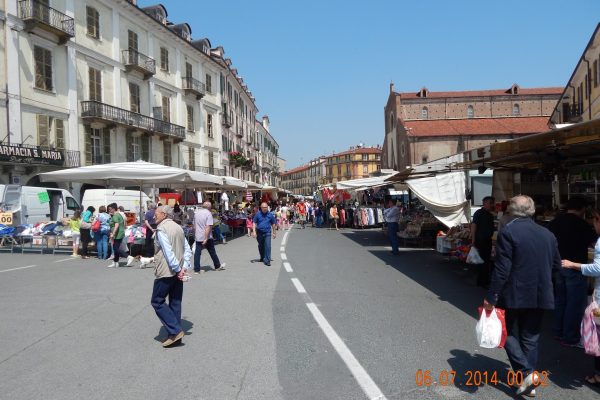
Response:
[335,171,398,190]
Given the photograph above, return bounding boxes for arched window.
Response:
[421,107,428,120]
[467,105,474,119]
[513,104,520,116]
[389,113,394,129]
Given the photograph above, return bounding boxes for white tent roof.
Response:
[39,160,223,186]
[221,176,248,189]
[335,171,398,190]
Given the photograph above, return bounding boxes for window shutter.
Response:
[84,125,92,165]
[102,129,111,163]
[37,115,49,147]
[126,133,133,162]
[141,135,150,161]
[55,119,65,149]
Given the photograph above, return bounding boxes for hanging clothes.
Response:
[367,208,375,225]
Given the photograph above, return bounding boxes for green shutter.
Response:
[141,135,149,161]
[55,119,65,149]
[84,125,92,165]
[126,133,133,162]
[37,115,49,147]
[102,129,111,163]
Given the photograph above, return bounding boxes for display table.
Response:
[224,219,246,236]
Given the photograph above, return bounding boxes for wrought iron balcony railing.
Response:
[123,49,156,79]
[81,101,185,140]
[182,76,206,99]
[195,166,225,176]
[19,0,75,42]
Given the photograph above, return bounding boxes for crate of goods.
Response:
[32,236,44,245]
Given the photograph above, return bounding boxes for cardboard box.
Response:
[32,237,43,246]
[58,239,72,246]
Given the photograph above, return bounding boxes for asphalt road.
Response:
[0,226,598,399]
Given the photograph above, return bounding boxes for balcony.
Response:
[81,101,185,141]
[182,76,206,99]
[235,127,243,138]
[194,166,225,176]
[246,136,253,145]
[123,49,156,80]
[19,0,75,43]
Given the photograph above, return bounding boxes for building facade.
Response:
[0,0,277,198]
[255,115,279,187]
[549,23,600,125]
[280,163,309,195]
[382,83,562,171]
[324,145,381,185]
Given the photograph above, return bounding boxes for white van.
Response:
[0,185,80,225]
[82,189,150,217]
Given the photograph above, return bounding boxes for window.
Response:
[186,105,194,132]
[467,105,474,119]
[362,154,369,161]
[594,60,598,88]
[512,104,520,116]
[163,141,172,166]
[185,62,192,78]
[86,6,100,39]
[422,155,429,164]
[220,73,225,95]
[363,165,368,174]
[389,113,394,129]
[126,133,141,161]
[34,46,52,91]
[205,73,212,93]
[55,119,65,149]
[188,147,195,170]
[88,67,102,102]
[207,114,213,137]
[161,96,170,122]
[337,165,341,175]
[141,135,150,161]
[85,126,110,165]
[129,83,140,113]
[160,47,169,71]
[66,197,79,210]
[37,115,50,147]
[128,30,138,51]
[421,107,428,119]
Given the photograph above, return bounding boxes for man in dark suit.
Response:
[483,195,560,397]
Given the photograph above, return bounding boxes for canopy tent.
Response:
[221,176,248,189]
[39,160,222,187]
[243,180,264,191]
[39,160,223,221]
[406,171,470,228]
[334,170,398,190]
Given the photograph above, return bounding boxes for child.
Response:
[246,212,254,237]
[70,210,81,257]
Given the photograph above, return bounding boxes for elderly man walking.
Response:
[252,202,277,266]
[151,205,192,348]
[193,201,226,273]
[483,195,560,397]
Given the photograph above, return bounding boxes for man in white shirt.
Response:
[193,201,226,273]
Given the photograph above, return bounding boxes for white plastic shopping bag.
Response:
[476,308,502,348]
[466,246,484,264]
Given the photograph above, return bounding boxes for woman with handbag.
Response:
[94,206,111,260]
[80,206,95,259]
[561,212,600,386]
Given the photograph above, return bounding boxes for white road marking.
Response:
[53,258,74,263]
[283,262,293,273]
[290,278,306,293]
[0,265,38,273]
[306,303,388,400]
[281,253,287,261]
[280,247,285,252]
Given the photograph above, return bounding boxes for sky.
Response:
[139,0,599,170]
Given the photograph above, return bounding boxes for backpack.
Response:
[92,218,101,232]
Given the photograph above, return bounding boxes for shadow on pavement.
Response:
[339,229,600,396]
[154,319,194,342]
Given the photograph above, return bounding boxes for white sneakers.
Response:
[516,372,539,396]
[126,255,135,267]
[107,261,117,268]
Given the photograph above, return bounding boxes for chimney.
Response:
[262,115,270,132]
[389,82,394,93]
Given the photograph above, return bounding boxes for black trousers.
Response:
[504,308,544,376]
[145,224,157,257]
[475,241,492,287]
[80,228,91,256]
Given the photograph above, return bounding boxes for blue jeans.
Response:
[95,231,109,259]
[257,231,272,264]
[387,222,399,254]
[315,216,323,228]
[504,309,544,376]
[151,276,183,336]
[194,239,222,271]
[553,270,588,344]
[213,226,224,241]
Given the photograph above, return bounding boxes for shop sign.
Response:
[0,212,13,225]
[0,143,65,166]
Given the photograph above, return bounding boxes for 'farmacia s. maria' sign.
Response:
[0,144,65,166]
